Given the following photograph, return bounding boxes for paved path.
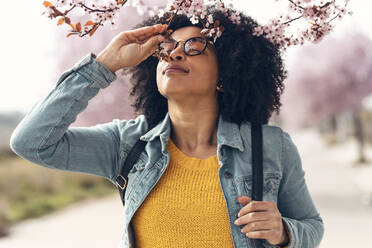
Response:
[0,127,371,247]
[0,194,124,248]
[290,128,372,247]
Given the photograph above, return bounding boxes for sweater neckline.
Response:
[167,138,218,170]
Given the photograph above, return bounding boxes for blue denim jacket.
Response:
[10,53,324,248]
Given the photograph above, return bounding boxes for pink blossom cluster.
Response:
[153,0,242,43]
[53,0,122,24]
[253,0,353,49]
[42,0,124,37]
[42,0,352,49]
[42,0,160,37]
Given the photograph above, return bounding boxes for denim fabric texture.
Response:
[10,53,324,248]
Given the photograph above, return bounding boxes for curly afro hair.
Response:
[122,5,287,127]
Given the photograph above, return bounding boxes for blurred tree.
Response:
[51,0,167,127]
[281,32,372,164]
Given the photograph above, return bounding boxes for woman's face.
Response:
[156,26,219,102]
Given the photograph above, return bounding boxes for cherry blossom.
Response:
[42,0,352,50]
[253,0,353,49]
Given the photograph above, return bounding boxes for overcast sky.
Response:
[0,0,370,114]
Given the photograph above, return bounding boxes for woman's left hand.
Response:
[234,195,289,246]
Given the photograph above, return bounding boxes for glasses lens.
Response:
[159,37,206,56]
[159,40,176,55]
[185,37,207,55]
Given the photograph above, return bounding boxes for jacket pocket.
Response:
[234,172,281,201]
[263,172,281,195]
[125,156,148,201]
[232,172,281,247]
[128,158,146,174]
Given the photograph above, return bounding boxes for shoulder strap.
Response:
[116,122,264,205]
[116,139,147,207]
[251,123,263,201]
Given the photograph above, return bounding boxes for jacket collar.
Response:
[140,112,245,153]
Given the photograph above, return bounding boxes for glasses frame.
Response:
[158,36,214,57]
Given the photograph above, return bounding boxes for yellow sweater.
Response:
[131,138,234,247]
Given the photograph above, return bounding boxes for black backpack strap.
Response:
[251,123,263,201]
[116,138,147,207]
[117,123,264,204]
[116,121,263,247]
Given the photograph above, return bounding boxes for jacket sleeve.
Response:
[9,53,122,185]
[264,130,324,248]
[280,131,324,247]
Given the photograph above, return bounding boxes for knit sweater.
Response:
[131,138,234,247]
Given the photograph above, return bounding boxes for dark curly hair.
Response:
[122,5,287,127]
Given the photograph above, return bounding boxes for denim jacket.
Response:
[10,53,324,248]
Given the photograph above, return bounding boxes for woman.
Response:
[10,5,324,248]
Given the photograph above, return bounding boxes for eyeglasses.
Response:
[158,36,214,57]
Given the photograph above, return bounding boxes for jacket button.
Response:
[223,171,232,178]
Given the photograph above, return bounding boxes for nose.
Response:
[169,42,185,61]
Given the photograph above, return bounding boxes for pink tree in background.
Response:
[46,0,352,127]
[52,0,167,127]
[48,0,353,126]
[282,32,372,163]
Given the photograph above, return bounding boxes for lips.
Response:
[163,64,189,74]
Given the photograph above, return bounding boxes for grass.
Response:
[0,153,117,237]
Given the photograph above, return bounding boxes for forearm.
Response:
[270,130,325,248]
[262,215,323,248]
[10,53,117,165]
[278,219,290,247]
[96,50,118,73]
[281,215,324,248]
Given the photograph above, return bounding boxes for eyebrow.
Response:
[169,36,204,41]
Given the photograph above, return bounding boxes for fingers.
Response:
[237,201,275,218]
[240,219,277,234]
[129,24,168,42]
[138,26,167,43]
[234,210,272,226]
[115,24,167,45]
[237,196,252,206]
[234,198,285,244]
[245,229,279,240]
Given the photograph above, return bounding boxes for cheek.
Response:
[156,63,161,76]
[156,64,163,83]
[212,55,219,76]
[204,58,219,81]
[202,50,219,79]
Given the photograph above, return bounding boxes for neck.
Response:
[168,98,219,153]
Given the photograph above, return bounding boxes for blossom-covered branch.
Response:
[42,0,127,37]
[253,0,353,49]
[42,0,352,50]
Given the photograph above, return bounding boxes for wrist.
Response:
[277,219,290,247]
[96,52,117,73]
[277,234,289,247]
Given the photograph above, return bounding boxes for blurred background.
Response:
[0,0,371,247]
